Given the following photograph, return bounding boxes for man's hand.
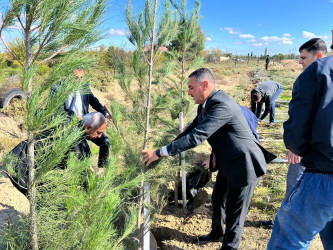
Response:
[178,124,188,134]
[141,149,159,167]
[103,105,114,124]
[202,159,210,170]
[107,116,113,124]
[288,151,301,164]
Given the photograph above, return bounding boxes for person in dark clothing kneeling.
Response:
[251,80,283,124]
[3,112,107,196]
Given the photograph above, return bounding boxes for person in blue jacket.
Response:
[268,55,333,249]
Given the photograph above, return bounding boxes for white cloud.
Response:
[109,28,130,36]
[0,14,31,31]
[252,43,263,47]
[247,39,256,42]
[282,33,292,37]
[260,35,293,45]
[280,40,293,45]
[206,37,212,41]
[235,41,242,44]
[239,34,255,39]
[302,31,316,38]
[220,27,239,35]
[302,31,329,39]
[261,36,281,42]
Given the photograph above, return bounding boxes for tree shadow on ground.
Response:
[0,203,27,248]
[152,226,196,248]
[244,219,274,230]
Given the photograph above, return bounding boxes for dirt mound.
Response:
[281,60,302,70]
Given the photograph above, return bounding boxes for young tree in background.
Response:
[170,0,204,100]
[126,0,178,149]
[0,0,105,248]
[126,0,178,246]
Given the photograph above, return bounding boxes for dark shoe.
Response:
[187,190,208,210]
[193,232,222,245]
[260,220,274,229]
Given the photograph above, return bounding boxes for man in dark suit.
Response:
[265,55,270,70]
[63,69,111,168]
[142,68,274,249]
[4,112,107,196]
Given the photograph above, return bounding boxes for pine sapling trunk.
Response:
[27,81,38,250]
[181,50,185,101]
[176,50,186,208]
[140,2,158,248]
[27,133,38,250]
[143,57,155,150]
[25,18,38,249]
[143,0,157,150]
[25,31,32,71]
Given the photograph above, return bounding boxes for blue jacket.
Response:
[284,55,333,172]
[239,105,259,142]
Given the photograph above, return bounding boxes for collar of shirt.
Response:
[203,100,207,108]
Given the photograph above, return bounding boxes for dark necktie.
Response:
[201,106,205,118]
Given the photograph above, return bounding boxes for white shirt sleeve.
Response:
[161,146,169,156]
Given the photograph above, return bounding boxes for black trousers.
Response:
[90,133,111,168]
[211,171,259,250]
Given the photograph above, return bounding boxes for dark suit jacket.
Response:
[80,85,108,117]
[51,83,108,117]
[4,125,91,196]
[64,84,108,117]
[166,89,274,187]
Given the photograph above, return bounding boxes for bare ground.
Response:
[152,168,323,250]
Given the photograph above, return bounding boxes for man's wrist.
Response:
[155,149,161,157]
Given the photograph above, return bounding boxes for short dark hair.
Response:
[331,44,333,50]
[188,68,215,84]
[299,38,327,56]
[252,92,262,102]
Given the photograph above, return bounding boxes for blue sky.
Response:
[1,0,333,55]
[102,0,333,55]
